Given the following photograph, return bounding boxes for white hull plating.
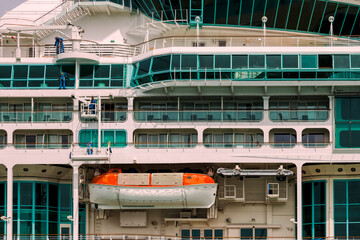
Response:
[89,183,218,209]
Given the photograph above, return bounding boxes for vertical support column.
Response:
[266,205,273,237]
[72,165,79,240]
[6,164,13,240]
[262,96,270,122]
[31,98,34,124]
[6,130,12,147]
[97,97,101,149]
[75,61,80,89]
[0,35,3,58]
[296,163,303,240]
[328,178,334,238]
[328,96,334,146]
[15,32,21,60]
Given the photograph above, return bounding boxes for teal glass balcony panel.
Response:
[133,110,263,122]
[80,111,127,122]
[132,0,360,36]
[0,64,75,89]
[0,111,72,123]
[132,54,360,87]
[269,110,329,121]
[79,129,127,148]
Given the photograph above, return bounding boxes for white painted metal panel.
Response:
[118,173,150,185]
[120,211,147,227]
[89,183,217,209]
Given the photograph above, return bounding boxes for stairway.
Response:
[36,3,87,39]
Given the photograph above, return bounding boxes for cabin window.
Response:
[249,55,265,68]
[0,66,12,78]
[351,55,360,68]
[318,55,333,68]
[94,65,110,78]
[334,55,350,68]
[182,55,197,69]
[199,55,214,69]
[232,55,248,69]
[13,65,28,79]
[283,55,298,68]
[266,55,281,69]
[215,55,231,69]
[29,66,45,79]
[301,55,317,68]
[152,55,171,72]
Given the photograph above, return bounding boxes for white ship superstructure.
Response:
[0,0,360,239]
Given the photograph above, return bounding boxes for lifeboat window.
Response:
[112,170,119,173]
[187,176,192,179]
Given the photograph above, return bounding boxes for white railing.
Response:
[1,35,359,59]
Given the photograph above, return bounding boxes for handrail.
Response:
[34,0,70,24]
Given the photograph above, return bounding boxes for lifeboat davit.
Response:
[89,169,217,209]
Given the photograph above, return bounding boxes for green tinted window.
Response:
[301,55,317,68]
[215,55,231,68]
[0,66,12,78]
[199,55,213,69]
[13,65,28,79]
[171,55,181,70]
[29,66,45,79]
[152,55,171,72]
[249,55,265,68]
[80,65,94,79]
[334,55,350,68]
[137,59,151,75]
[232,55,248,68]
[61,65,75,79]
[267,55,281,69]
[351,55,360,68]
[182,55,197,69]
[111,65,123,79]
[45,65,61,79]
[283,55,298,68]
[94,65,110,78]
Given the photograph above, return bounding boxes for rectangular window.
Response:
[45,65,61,79]
[273,133,296,147]
[29,66,45,78]
[152,55,171,72]
[199,55,214,69]
[266,55,281,69]
[80,65,94,79]
[283,55,298,68]
[94,65,110,78]
[301,55,317,68]
[215,55,231,69]
[334,55,350,68]
[249,55,265,68]
[319,55,333,68]
[13,65,28,79]
[182,55,197,69]
[111,64,124,79]
[137,59,151,75]
[0,66,12,78]
[232,55,248,69]
[351,55,360,68]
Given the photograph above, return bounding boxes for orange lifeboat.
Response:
[89,169,217,209]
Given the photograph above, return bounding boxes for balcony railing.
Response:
[1,142,331,150]
[0,111,72,123]
[1,35,359,59]
[13,142,71,149]
[79,111,127,122]
[269,110,329,122]
[133,110,263,122]
[4,234,358,240]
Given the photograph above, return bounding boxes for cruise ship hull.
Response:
[89,183,218,209]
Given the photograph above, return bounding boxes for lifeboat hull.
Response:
[89,183,218,209]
